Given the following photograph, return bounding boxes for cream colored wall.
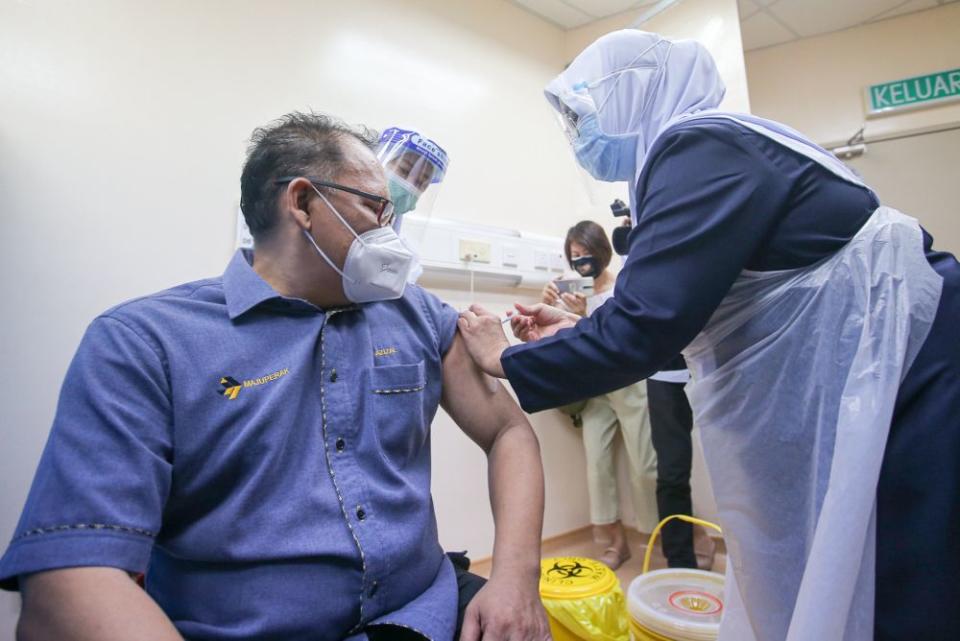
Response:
[745,3,960,147]
[744,3,960,251]
[0,1,597,634]
[846,127,960,253]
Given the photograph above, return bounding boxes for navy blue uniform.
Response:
[501,118,960,639]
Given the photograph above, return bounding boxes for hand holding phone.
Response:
[554,277,594,296]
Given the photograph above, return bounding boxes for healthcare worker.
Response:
[456,30,960,641]
[376,127,448,283]
[376,127,448,228]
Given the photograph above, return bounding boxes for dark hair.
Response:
[564,220,612,272]
[239,111,378,238]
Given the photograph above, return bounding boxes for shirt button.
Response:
[335,437,345,452]
[329,369,338,383]
[356,506,366,521]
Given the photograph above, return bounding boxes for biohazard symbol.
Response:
[219,376,242,400]
[546,560,589,580]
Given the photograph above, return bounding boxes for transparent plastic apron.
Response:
[676,115,944,640]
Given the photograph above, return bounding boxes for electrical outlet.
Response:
[533,250,551,270]
[551,252,565,272]
[459,239,492,263]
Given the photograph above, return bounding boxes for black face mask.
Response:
[612,224,632,256]
[570,255,602,278]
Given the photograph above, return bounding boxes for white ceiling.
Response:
[737,0,957,50]
[509,0,663,30]
[509,0,958,50]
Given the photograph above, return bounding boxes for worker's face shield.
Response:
[551,63,656,146]
[376,128,449,232]
[548,85,612,201]
[550,82,598,145]
[548,35,668,154]
[556,101,581,143]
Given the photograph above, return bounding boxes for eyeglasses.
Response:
[274,176,395,228]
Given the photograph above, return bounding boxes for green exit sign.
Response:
[866,68,960,116]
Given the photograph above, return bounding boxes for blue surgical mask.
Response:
[572,112,638,182]
[388,176,420,217]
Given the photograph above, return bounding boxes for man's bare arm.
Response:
[440,332,550,640]
[18,568,183,641]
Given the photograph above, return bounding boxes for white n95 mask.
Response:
[303,186,415,304]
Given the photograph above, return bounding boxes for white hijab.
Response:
[545,29,858,221]
[545,30,723,188]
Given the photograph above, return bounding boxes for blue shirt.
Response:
[0,250,461,641]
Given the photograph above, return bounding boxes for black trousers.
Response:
[365,552,486,641]
[646,378,697,569]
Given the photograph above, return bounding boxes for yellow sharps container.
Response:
[539,556,629,641]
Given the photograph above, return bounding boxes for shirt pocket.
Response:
[370,361,426,395]
[369,361,428,465]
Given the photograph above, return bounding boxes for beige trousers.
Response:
[579,380,659,532]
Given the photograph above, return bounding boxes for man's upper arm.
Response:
[440,332,530,453]
[414,286,529,450]
[0,314,174,589]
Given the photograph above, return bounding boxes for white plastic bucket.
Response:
[627,568,724,641]
[628,515,725,641]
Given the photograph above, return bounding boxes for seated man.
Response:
[1,112,550,641]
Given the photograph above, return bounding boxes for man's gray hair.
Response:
[240,111,378,238]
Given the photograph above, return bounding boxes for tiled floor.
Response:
[471,526,726,592]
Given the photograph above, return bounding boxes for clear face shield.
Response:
[549,36,667,156]
[550,60,664,191]
[550,85,612,202]
[376,128,449,284]
[551,60,661,142]
[375,128,448,233]
[556,100,582,144]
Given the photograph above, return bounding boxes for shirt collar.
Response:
[223,249,285,320]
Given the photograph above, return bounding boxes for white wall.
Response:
[744,2,960,250]
[745,3,960,147]
[0,0,597,634]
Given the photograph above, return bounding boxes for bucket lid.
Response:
[628,569,724,641]
[539,557,619,600]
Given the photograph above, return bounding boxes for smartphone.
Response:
[554,277,594,296]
